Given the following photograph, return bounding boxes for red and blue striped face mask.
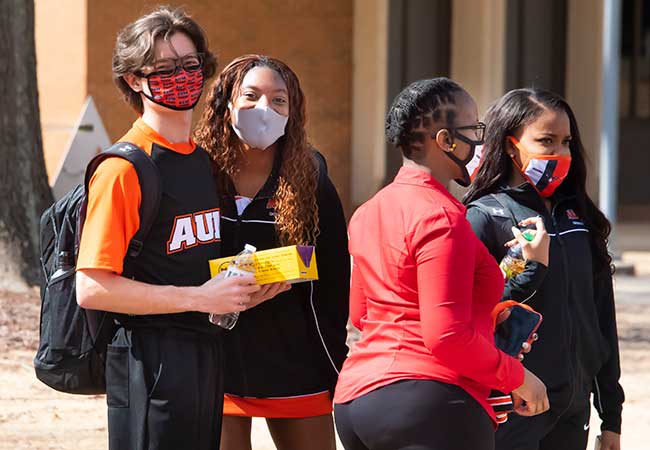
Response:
[508,136,571,198]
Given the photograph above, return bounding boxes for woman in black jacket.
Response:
[195,55,349,450]
[464,88,624,450]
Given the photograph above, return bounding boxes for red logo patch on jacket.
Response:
[566,209,579,220]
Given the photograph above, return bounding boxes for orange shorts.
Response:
[222,391,333,418]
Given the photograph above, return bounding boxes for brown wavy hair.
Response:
[112,6,218,114]
[195,55,319,245]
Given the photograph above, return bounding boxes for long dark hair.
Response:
[464,88,613,273]
[194,55,319,246]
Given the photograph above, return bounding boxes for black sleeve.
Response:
[466,205,501,257]
[592,266,625,433]
[312,165,350,382]
[466,205,547,302]
[502,260,548,302]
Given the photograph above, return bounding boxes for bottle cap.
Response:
[522,230,535,242]
[244,244,257,252]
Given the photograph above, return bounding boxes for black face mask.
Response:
[444,132,484,187]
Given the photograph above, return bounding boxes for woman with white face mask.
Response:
[195,55,350,450]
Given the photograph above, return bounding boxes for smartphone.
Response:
[495,304,543,357]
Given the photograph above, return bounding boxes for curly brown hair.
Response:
[194,55,319,245]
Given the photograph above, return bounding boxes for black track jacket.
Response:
[219,151,350,398]
[466,183,624,434]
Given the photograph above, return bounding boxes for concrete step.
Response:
[621,251,650,276]
[614,258,636,276]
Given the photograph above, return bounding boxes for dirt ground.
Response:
[1,280,648,450]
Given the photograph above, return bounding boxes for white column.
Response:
[565,0,605,202]
[449,0,506,198]
[599,0,622,235]
[450,0,507,114]
[351,0,389,208]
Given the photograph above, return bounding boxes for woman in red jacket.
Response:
[333,78,549,450]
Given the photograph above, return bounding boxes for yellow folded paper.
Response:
[209,245,318,285]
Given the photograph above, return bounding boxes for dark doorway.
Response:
[384,0,452,184]
[505,0,568,95]
[619,0,650,220]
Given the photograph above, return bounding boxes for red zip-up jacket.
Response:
[333,166,524,424]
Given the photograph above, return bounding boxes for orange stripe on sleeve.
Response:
[76,117,195,275]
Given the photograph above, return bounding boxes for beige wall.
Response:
[451,0,606,203]
[450,0,507,115]
[565,0,604,200]
[350,0,511,203]
[449,0,506,198]
[84,0,353,211]
[35,0,87,181]
[351,0,388,207]
[35,0,613,215]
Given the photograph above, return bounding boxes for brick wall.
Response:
[35,0,87,180]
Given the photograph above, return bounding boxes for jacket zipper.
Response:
[232,196,249,395]
[230,192,276,396]
[550,200,578,418]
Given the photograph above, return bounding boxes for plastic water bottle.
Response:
[209,244,257,329]
[499,230,535,279]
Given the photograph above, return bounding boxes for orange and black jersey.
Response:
[467,184,624,434]
[77,119,222,333]
[217,152,350,408]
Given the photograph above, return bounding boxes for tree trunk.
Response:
[0,0,53,290]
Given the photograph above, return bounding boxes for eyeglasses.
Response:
[137,52,204,77]
[448,122,486,145]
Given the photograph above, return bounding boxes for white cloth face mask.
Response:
[229,103,288,150]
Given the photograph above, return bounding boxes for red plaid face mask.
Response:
[142,69,204,111]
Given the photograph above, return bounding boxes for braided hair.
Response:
[385,77,464,160]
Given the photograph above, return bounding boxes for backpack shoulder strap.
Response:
[84,142,162,258]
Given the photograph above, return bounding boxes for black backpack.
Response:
[34,142,162,394]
